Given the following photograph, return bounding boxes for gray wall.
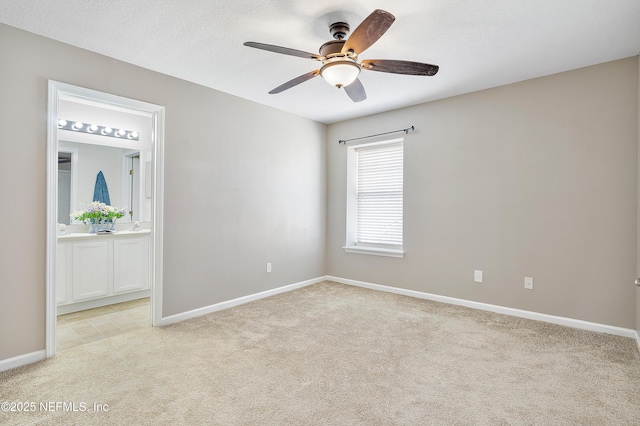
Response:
[327,58,638,329]
[0,24,326,360]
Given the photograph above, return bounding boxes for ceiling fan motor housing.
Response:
[319,39,346,56]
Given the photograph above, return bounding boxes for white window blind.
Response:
[354,141,403,248]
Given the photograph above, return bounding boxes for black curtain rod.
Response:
[338,126,415,144]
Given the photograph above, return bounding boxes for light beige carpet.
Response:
[1,281,639,425]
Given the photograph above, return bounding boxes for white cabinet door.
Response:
[72,240,110,301]
[113,237,149,294]
[56,243,68,304]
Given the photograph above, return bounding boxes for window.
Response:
[344,139,404,257]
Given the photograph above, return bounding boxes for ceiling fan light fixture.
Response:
[320,60,360,88]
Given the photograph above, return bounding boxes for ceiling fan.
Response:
[243,9,439,102]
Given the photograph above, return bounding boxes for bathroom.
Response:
[55,96,154,350]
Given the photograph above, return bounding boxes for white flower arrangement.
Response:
[71,201,127,224]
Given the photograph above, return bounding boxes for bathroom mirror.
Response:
[57,97,154,226]
[58,141,151,224]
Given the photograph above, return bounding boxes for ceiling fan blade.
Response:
[344,78,367,102]
[341,9,395,56]
[244,42,321,60]
[361,59,439,76]
[269,70,320,94]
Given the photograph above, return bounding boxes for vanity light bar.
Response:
[57,119,139,141]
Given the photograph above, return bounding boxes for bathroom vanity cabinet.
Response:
[56,230,150,314]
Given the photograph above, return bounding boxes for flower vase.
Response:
[89,220,98,234]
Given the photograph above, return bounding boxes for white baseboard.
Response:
[635,331,640,353]
[0,350,46,373]
[57,290,150,315]
[160,276,325,326]
[327,276,637,339]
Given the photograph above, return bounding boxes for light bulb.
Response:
[88,124,98,133]
[130,132,139,139]
[116,129,126,137]
[102,127,112,135]
[58,119,67,127]
[72,122,83,130]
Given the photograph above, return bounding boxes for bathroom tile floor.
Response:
[56,298,150,351]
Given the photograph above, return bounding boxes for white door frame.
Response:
[46,81,165,358]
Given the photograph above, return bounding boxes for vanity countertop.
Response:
[57,229,150,240]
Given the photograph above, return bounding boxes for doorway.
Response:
[46,81,165,358]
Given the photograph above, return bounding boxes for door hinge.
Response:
[129,169,134,175]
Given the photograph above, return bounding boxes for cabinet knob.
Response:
[636,278,640,286]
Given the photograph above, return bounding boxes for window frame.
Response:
[344,138,405,258]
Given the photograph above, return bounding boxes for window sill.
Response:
[343,246,404,258]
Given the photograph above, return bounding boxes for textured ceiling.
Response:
[1,1,639,124]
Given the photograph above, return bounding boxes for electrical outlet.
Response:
[266,263,272,273]
[524,276,533,290]
[474,270,483,283]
